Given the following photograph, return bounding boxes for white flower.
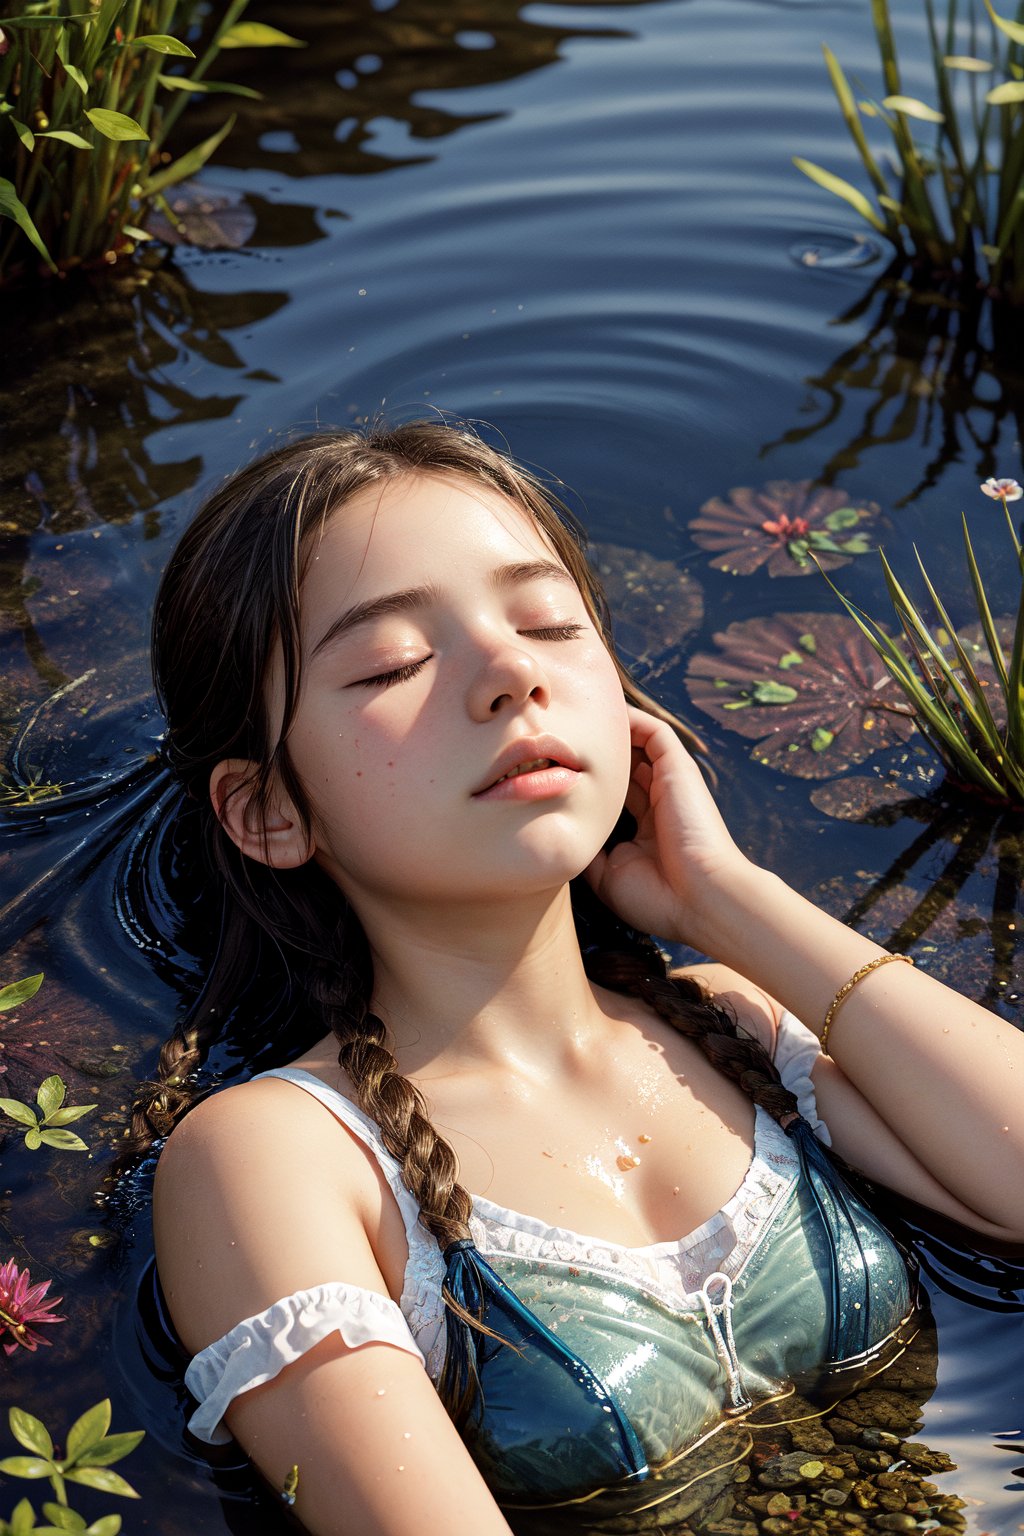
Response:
[980,476,1023,502]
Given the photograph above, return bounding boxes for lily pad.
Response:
[590,543,703,681]
[685,612,917,777]
[145,181,257,250]
[689,480,881,577]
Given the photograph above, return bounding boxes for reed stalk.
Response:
[0,1,302,284]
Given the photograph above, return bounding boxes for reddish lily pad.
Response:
[689,481,881,577]
[590,543,703,681]
[145,181,258,250]
[685,612,917,778]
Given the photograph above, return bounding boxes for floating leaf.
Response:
[63,1467,139,1498]
[0,1098,38,1127]
[590,543,703,681]
[0,974,43,1011]
[810,770,936,821]
[144,181,257,250]
[65,1401,110,1465]
[751,681,798,705]
[35,1075,65,1117]
[686,612,917,777]
[38,1128,89,1151]
[689,481,880,577]
[779,651,804,669]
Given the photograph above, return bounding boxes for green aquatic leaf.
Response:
[63,1468,138,1500]
[35,1076,65,1117]
[882,93,945,122]
[943,54,993,71]
[65,1401,110,1466]
[799,633,817,653]
[0,974,43,1011]
[987,81,1024,105]
[0,1098,38,1127]
[823,505,861,531]
[218,22,305,47]
[792,157,888,233]
[10,1411,53,1461]
[82,1433,145,1469]
[0,181,55,271]
[10,118,36,151]
[84,109,148,142]
[779,651,804,669]
[24,1127,43,1150]
[156,74,262,98]
[38,1128,89,1152]
[811,728,835,752]
[984,0,1024,45]
[130,34,195,56]
[45,1104,96,1126]
[751,681,799,705]
[36,130,92,148]
[0,1457,51,1479]
[140,114,235,195]
[840,534,874,555]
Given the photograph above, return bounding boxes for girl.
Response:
[137,421,1024,1536]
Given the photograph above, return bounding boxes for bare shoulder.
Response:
[671,961,781,1052]
[153,1076,395,1355]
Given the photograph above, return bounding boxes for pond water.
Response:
[1,0,1023,1531]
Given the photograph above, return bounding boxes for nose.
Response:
[468,642,551,721]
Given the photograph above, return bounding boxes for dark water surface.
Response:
[1,0,1022,1530]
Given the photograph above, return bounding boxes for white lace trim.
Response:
[185,1282,423,1445]
[470,1108,797,1310]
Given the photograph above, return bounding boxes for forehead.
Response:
[301,471,562,613]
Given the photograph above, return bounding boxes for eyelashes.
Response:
[350,623,587,690]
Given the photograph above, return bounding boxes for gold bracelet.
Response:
[820,952,915,1057]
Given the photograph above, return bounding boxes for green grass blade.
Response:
[792,158,889,233]
[961,514,1011,692]
[822,45,894,203]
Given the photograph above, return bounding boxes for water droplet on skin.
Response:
[397,1465,405,1472]
[376,1388,386,1397]
[403,1432,411,1440]
[672,1186,680,1196]
[942,1027,950,1034]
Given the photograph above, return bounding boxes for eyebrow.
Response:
[310,559,576,658]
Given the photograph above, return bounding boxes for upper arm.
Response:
[153,1082,513,1536]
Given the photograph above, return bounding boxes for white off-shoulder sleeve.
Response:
[185,1282,425,1445]
[773,1008,831,1146]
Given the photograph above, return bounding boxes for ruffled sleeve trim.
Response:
[184,1282,425,1445]
[774,1007,831,1146]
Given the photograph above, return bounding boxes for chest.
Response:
[426,1031,757,1249]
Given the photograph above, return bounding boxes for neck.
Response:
[357,884,607,1079]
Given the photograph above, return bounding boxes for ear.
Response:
[210,759,314,869]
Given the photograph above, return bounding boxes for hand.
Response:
[584,706,753,948]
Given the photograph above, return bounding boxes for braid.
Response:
[120,1008,222,1165]
[309,966,475,1252]
[584,949,801,1127]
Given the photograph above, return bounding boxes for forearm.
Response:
[689,861,1024,1239]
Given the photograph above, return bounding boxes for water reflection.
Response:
[761,269,1024,506]
[181,0,658,178]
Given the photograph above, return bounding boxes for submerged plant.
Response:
[0,1260,65,1356]
[0,1073,95,1152]
[0,1401,143,1509]
[0,3,303,283]
[827,477,1024,803]
[1,1498,123,1535]
[796,0,1024,302]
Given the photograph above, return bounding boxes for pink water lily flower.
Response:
[0,1257,66,1354]
[980,477,1023,501]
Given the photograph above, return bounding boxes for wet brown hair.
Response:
[127,419,800,1421]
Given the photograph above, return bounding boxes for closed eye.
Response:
[519,623,586,640]
[349,657,433,689]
